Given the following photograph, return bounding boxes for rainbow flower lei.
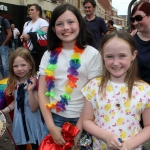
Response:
[44,44,84,112]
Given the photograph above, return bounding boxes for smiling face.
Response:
[132,10,150,32]
[84,2,95,17]
[103,37,137,83]
[53,10,79,46]
[13,56,32,82]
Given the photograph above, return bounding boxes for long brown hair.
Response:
[100,31,140,99]
[7,47,35,95]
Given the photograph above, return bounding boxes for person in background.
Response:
[107,20,116,34]
[83,0,108,50]
[0,10,12,78]
[1,47,43,150]
[38,3,102,148]
[20,3,48,71]
[82,31,150,150]
[130,1,150,85]
[130,1,150,129]
[11,23,20,51]
[45,16,50,23]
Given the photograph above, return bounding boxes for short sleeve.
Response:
[85,46,102,79]
[39,51,50,75]
[4,19,10,29]
[81,77,100,102]
[145,85,150,108]
[39,19,49,29]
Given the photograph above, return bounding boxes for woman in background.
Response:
[20,4,48,71]
[130,1,150,128]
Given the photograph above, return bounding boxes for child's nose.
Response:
[64,23,69,30]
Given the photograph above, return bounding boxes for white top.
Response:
[39,45,102,118]
[13,28,20,39]
[23,18,48,34]
[82,77,150,150]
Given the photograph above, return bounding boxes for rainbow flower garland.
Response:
[45,44,84,112]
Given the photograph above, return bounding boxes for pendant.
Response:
[116,103,120,107]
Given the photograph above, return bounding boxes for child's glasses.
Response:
[130,14,147,23]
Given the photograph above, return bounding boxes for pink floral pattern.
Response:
[82,77,150,150]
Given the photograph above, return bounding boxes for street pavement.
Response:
[0,49,150,150]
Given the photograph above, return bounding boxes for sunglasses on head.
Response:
[130,14,147,23]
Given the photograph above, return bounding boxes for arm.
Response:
[38,75,65,145]
[74,110,83,146]
[2,28,12,46]
[82,99,122,150]
[27,76,39,112]
[120,108,150,150]
[17,29,20,36]
[40,26,48,32]
[2,100,15,114]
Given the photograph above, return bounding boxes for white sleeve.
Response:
[85,46,103,79]
[39,50,50,75]
[23,22,28,29]
[16,28,20,34]
[39,19,49,29]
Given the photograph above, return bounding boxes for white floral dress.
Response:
[81,77,150,150]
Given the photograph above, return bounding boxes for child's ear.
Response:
[132,50,138,60]
[52,27,55,32]
[30,65,32,70]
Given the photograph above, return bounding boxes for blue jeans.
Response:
[0,46,8,78]
[42,113,78,140]
[12,39,18,51]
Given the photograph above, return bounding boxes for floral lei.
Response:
[45,43,84,112]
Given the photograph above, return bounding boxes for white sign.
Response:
[0,5,8,11]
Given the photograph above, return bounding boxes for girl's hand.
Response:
[120,141,131,150]
[105,132,123,150]
[27,76,36,92]
[50,126,66,145]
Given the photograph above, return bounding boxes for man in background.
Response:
[11,24,20,51]
[0,10,12,78]
[83,0,108,50]
[107,20,116,34]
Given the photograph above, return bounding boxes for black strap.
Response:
[16,83,29,142]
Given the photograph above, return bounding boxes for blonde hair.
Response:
[100,31,140,99]
[6,47,35,95]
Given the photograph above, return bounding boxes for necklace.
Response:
[45,44,84,112]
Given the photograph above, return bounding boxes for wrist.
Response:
[104,131,110,142]
[27,90,34,94]
[7,106,11,112]
[3,106,11,114]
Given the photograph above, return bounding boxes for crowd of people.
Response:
[0,0,150,150]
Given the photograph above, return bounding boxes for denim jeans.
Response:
[12,39,18,51]
[42,113,79,140]
[0,46,8,78]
